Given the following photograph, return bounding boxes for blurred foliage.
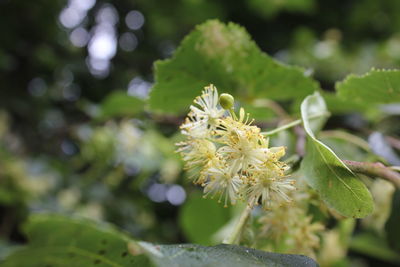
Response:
[1,0,400,266]
[179,191,231,245]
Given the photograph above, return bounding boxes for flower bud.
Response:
[219,93,234,110]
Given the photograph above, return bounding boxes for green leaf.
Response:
[149,20,319,114]
[320,91,368,115]
[138,242,318,267]
[319,136,368,162]
[350,232,400,264]
[385,189,400,251]
[3,214,318,267]
[1,214,151,267]
[179,191,231,245]
[336,68,400,105]
[248,0,315,18]
[300,92,374,218]
[99,91,145,119]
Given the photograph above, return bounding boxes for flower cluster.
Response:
[259,202,324,258]
[177,84,295,208]
[257,179,325,258]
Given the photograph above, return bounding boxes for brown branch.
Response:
[343,160,400,189]
[386,136,400,151]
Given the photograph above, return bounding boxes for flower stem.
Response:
[261,112,329,136]
[343,160,400,189]
[223,204,253,244]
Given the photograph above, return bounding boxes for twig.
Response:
[343,160,400,189]
[386,136,400,151]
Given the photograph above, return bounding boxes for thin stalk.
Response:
[229,108,238,120]
[223,204,253,244]
[261,112,330,136]
[343,160,400,189]
[262,120,301,136]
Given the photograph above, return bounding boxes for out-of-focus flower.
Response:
[362,179,395,232]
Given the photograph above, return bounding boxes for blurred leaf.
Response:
[385,189,400,252]
[320,136,368,162]
[99,91,145,120]
[300,92,374,218]
[1,214,150,267]
[0,240,20,261]
[336,69,400,105]
[149,20,319,114]
[138,242,318,267]
[321,91,368,115]
[350,232,400,264]
[248,0,315,18]
[179,191,230,245]
[240,102,276,121]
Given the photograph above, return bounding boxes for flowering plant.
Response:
[3,15,400,267]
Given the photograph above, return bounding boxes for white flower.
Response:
[180,84,225,138]
[245,159,294,209]
[176,138,218,184]
[203,161,243,207]
[216,109,271,171]
[246,176,296,208]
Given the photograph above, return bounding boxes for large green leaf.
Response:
[336,68,400,105]
[300,92,374,218]
[138,242,318,267]
[385,189,400,251]
[1,214,150,267]
[149,20,319,114]
[3,214,318,267]
[350,232,400,264]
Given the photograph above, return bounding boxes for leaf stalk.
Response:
[261,112,330,136]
